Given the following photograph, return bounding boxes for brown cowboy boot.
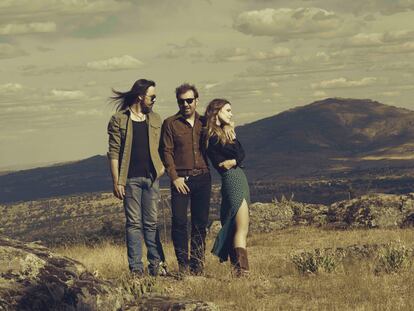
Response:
[228,246,240,276]
[234,247,249,277]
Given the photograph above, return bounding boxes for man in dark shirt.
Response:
[160,83,211,275]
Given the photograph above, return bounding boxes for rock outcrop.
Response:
[246,193,414,232]
[0,235,124,310]
[0,236,218,311]
[328,193,414,228]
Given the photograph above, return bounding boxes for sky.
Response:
[1,0,414,169]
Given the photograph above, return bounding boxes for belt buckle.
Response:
[192,169,202,176]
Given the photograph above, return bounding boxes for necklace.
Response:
[129,108,146,121]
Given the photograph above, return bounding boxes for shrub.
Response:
[291,249,339,274]
[376,241,412,274]
[116,273,162,301]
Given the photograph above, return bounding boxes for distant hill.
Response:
[0,155,113,203]
[1,98,414,203]
[237,98,414,179]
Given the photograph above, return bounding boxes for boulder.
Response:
[0,236,219,311]
[328,193,414,228]
[249,200,328,233]
[0,235,124,310]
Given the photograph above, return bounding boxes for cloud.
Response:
[303,0,414,15]
[211,47,291,62]
[159,37,204,59]
[0,43,27,59]
[204,83,220,90]
[86,55,143,71]
[0,0,127,17]
[0,83,23,94]
[233,7,357,41]
[311,77,377,89]
[169,37,204,49]
[343,30,414,48]
[49,89,86,101]
[37,46,54,52]
[397,85,414,90]
[0,1,130,37]
[376,42,414,54]
[313,90,328,98]
[0,22,56,35]
[75,109,103,116]
[379,91,400,97]
[353,0,414,15]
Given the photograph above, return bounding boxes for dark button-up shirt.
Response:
[160,112,209,181]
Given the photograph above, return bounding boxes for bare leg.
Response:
[233,199,249,248]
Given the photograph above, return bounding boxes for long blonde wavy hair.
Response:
[204,98,234,148]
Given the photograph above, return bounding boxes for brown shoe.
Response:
[229,246,240,276]
[234,247,249,277]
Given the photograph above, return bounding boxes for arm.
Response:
[234,139,245,165]
[160,120,179,181]
[108,158,125,200]
[160,120,190,194]
[206,135,228,167]
[107,116,125,199]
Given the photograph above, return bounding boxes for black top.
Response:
[128,120,154,178]
[206,135,245,175]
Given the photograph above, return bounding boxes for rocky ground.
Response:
[0,235,218,311]
[247,192,414,232]
[2,192,414,310]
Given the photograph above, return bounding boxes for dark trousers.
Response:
[171,173,211,271]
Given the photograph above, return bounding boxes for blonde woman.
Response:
[205,98,250,276]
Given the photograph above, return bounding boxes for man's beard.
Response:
[140,103,152,114]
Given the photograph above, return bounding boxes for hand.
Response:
[113,184,125,200]
[173,177,190,194]
[223,124,236,141]
[219,159,237,170]
[159,166,165,177]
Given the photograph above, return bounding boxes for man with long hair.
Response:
[160,83,211,275]
[107,79,166,277]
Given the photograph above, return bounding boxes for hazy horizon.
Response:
[2,0,414,168]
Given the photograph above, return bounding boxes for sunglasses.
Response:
[145,95,156,102]
[177,98,196,105]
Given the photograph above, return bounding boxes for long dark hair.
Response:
[204,98,233,148]
[111,79,155,111]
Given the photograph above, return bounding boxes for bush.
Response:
[116,272,162,301]
[376,241,412,274]
[291,249,340,274]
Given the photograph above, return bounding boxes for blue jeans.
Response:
[124,177,161,273]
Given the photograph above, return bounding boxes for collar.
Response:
[173,111,201,122]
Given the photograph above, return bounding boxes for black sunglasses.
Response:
[178,98,195,105]
[145,95,156,102]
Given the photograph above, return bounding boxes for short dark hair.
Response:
[175,83,199,100]
[111,79,155,111]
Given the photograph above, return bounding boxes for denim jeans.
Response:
[171,173,211,272]
[124,177,162,274]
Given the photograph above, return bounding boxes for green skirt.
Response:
[211,166,250,262]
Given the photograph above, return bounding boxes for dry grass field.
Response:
[55,227,414,311]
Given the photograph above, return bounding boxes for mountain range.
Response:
[1,98,414,203]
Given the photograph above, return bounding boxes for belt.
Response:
[177,168,209,177]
